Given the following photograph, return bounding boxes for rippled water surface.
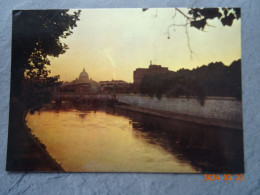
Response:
[26,107,244,173]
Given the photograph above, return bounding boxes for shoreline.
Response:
[6,99,242,172]
[6,100,64,172]
[45,100,242,130]
[115,103,243,130]
[23,116,65,172]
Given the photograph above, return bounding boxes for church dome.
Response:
[79,68,89,83]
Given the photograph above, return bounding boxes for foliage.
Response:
[143,8,240,57]
[143,8,240,30]
[139,59,241,105]
[188,8,240,30]
[22,77,62,113]
[140,74,205,105]
[176,59,242,100]
[11,10,81,111]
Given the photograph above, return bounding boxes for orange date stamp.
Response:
[204,174,243,181]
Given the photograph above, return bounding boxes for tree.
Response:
[144,8,240,29]
[139,59,242,103]
[178,8,240,30]
[11,10,81,110]
[140,73,205,105]
[143,8,241,57]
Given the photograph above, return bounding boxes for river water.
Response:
[25,106,244,173]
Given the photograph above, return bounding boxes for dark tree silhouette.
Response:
[143,8,241,58]
[143,8,240,30]
[11,10,81,110]
[183,8,240,30]
[139,59,242,104]
[7,10,82,171]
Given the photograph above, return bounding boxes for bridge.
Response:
[52,92,116,105]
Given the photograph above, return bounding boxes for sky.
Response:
[48,8,241,83]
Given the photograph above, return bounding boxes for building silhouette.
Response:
[61,68,94,94]
[79,68,89,83]
[133,61,172,86]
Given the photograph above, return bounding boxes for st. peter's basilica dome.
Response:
[79,68,89,83]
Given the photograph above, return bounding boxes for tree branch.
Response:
[175,8,193,20]
[185,20,194,59]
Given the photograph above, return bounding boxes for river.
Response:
[25,105,244,173]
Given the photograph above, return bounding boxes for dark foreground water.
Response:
[26,106,244,173]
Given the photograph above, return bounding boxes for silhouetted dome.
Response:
[79,68,89,83]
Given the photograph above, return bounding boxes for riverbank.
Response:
[52,93,242,129]
[50,94,243,130]
[6,99,64,172]
[24,102,244,173]
[115,103,243,130]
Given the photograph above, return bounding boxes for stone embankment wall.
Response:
[53,92,242,126]
[115,94,242,123]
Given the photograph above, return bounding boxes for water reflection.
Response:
[26,105,244,173]
[109,108,244,173]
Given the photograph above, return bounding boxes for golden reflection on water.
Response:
[26,110,197,172]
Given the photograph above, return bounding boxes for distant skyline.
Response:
[48,8,241,83]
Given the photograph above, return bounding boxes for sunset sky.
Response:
[48,8,241,83]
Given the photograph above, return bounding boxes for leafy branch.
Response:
[143,8,241,58]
